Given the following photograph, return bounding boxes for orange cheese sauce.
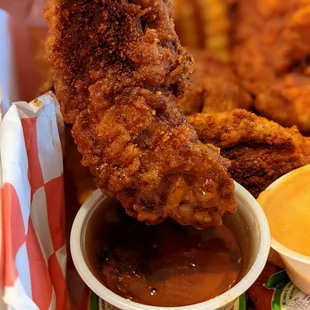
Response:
[258,165,310,257]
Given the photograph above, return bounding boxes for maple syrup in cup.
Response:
[71,182,270,310]
[87,206,243,307]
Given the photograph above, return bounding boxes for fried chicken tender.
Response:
[45,0,236,228]
[233,0,310,132]
[188,109,310,198]
[179,50,252,115]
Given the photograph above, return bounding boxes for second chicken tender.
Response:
[188,109,310,198]
[233,0,310,132]
[179,50,252,115]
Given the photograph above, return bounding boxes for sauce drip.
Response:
[258,165,310,257]
[87,204,243,307]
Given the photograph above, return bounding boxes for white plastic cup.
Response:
[261,167,310,295]
[70,182,270,310]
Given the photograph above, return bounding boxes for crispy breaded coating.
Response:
[45,0,236,228]
[232,0,310,132]
[179,50,252,115]
[188,109,310,197]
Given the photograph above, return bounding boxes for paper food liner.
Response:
[0,87,120,310]
[0,90,82,310]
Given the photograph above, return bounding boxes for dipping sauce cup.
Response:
[71,182,270,310]
[258,165,310,295]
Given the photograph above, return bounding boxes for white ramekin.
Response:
[259,165,310,295]
[71,182,270,310]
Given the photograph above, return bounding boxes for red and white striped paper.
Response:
[0,91,66,310]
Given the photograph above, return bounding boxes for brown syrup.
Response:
[85,199,246,307]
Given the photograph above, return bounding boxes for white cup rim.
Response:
[263,165,310,264]
[70,182,270,310]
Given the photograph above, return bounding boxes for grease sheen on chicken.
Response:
[45,0,236,228]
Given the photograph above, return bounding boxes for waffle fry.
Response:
[173,0,232,62]
[174,0,201,49]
